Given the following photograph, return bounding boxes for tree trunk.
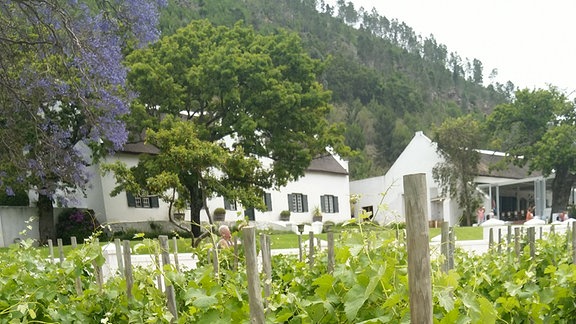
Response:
[551,166,575,216]
[37,193,55,245]
[184,172,204,239]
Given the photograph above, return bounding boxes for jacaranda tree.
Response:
[111,20,347,238]
[0,0,165,243]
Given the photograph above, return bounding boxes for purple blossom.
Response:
[0,0,165,198]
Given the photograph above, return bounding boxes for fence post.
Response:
[159,235,178,321]
[242,226,265,324]
[403,173,432,324]
[122,240,133,300]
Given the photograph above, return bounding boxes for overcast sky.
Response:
[348,0,575,96]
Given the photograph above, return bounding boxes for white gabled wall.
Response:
[350,131,459,225]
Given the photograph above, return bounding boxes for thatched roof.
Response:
[307,154,348,175]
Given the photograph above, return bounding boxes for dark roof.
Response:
[120,142,160,155]
[477,151,541,179]
[307,154,348,175]
[119,142,347,175]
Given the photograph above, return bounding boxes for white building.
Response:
[350,131,549,226]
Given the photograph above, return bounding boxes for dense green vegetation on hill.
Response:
[157,0,512,179]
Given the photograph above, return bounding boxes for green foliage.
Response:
[0,190,29,206]
[55,208,101,245]
[486,87,576,214]
[115,19,348,237]
[3,227,576,322]
[433,115,485,226]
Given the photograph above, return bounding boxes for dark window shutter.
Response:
[224,198,231,210]
[320,195,326,213]
[150,196,159,208]
[287,194,293,212]
[126,192,136,207]
[303,195,308,212]
[334,196,339,213]
[265,193,272,211]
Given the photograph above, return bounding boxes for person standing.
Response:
[526,207,534,221]
[218,225,233,249]
[476,206,485,224]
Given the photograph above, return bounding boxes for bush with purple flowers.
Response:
[56,208,101,245]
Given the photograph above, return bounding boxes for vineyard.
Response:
[1,222,576,323]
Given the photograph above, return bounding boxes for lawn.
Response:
[1,226,484,257]
[429,226,483,241]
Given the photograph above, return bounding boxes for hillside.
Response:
[158,0,511,179]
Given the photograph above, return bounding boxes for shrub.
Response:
[56,208,101,245]
[0,190,29,206]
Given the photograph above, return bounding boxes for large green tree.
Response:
[487,88,576,216]
[112,20,346,238]
[432,115,484,226]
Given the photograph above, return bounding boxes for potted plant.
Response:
[280,210,291,221]
[312,206,322,222]
[213,207,226,222]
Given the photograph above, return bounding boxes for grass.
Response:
[429,226,483,241]
[1,226,484,257]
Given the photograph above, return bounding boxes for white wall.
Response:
[93,153,170,225]
[350,131,462,226]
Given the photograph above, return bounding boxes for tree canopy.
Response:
[487,88,576,215]
[113,20,347,237]
[0,0,165,242]
[433,115,484,226]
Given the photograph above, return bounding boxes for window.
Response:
[126,192,159,208]
[263,192,272,211]
[321,195,339,213]
[224,198,237,211]
[288,193,308,213]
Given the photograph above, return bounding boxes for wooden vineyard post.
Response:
[403,173,432,324]
[57,238,64,264]
[260,234,272,304]
[47,239,54,263]
[297,224,305,262]
[114,238,124,275]
[327,225,335,274]
[92,238,104,291]
[159,236,178,321]
[172,237,180,272]
[234,236,239,271]
[441,221,452,272]
[70,237,83,295]
[308,231,315,268]
[528,227,535,259]
[242,226,265,324]
[572,222,576,264]
[514,227,521,260]
[507,225,512,254]
[122,240,133,300]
